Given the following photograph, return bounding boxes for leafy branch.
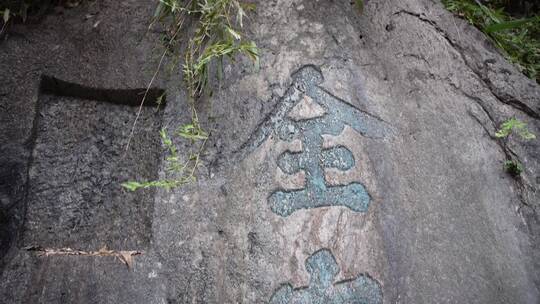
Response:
[122,127,206,191]
[123,0,258,191]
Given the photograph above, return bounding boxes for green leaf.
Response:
[495,127,511,138]
[153,2,164,18]
[3,8,10,23]
[503,160,523,176]
[121,181,144,191]
[227,26,241,40]
[245,41,259,68]
[240,3,256,12]
[160,129,172,146]
[217,56,223,85]
[354,0,364,14]
[177,124,208,140]
[495,117,536,140]
[235,1,245,28]
[486,18,535,33]
[518,129,536,140]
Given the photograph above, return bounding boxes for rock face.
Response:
[0,0,539,303]
[269,249,383,304]
[23,86,162,250]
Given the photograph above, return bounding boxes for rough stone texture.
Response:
[1,0,539,303]
[242,66,390,217]
[0,1,166,302]
[23,93,162,249]
[269,249,382,304]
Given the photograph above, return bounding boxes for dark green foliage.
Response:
[0,1,83,36]
[443,0,540,82]
[151,0,259,99]
[489,0,539,17]
[155,0,258,160]
[503,160,523,177]
[125,1,260,191]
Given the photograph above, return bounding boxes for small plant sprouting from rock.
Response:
[122,128,206,191]
[123,0,258,191]
[165,0,259,148]
[503,160,523,177]
[495,117,536,140]
[494,117,536,177]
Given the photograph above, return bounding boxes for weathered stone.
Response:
[23,86,163,249]
[243,65,389,217]
[269,249,382,304]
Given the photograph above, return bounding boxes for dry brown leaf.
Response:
[118,251,133,269]
[25,246,142,270]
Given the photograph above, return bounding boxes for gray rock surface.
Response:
[24,93,161,250]
[1,0,539,303]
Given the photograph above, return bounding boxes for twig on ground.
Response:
[25,246,142,270]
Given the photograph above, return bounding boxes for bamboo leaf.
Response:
[227,26,241,40]
[486,18,536,33]
[235,1,245,27]
[153,1,164,18]
[121,181,144,191]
